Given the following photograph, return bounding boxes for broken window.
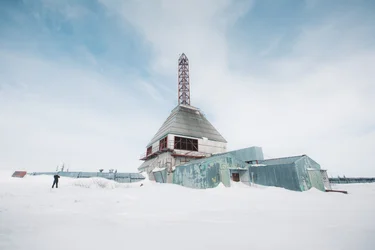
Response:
[159,136,168,151]
[146,146,152,156]
[174,136,198,151]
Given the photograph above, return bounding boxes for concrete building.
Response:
[138,104,227,180]
[139,53,330,192]
[138,53,228,179]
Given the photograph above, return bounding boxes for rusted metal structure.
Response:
[178,53,190,106]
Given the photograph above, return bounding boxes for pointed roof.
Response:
[147,105,227,147]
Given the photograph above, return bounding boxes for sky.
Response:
[0,0,374,177]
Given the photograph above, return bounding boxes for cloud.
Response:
[98,0,375,176]
[1,0,374,177]
[0,49,162,172]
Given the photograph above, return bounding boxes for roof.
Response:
[259,155,306,166]
[147,104,227,147]
[226,146,264,162]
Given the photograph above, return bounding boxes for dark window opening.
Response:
[174,136,198,151]
[146,146,152,156]
[232,173,240,182]
[159,137,168,151]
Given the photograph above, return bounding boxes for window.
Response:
[174,136,198,151]
[159,137,168,151]
[146,146,152,156]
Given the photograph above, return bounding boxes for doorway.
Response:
[232,173,240,182]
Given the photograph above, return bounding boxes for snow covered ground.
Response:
[1,171,374,250]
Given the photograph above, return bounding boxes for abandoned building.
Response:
[138,53,330,192]
[138,53,227,179]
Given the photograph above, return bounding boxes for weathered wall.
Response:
[294,156,321,191]
[307,169,325,191]
[248,155,324,192]
[239,170,251,185]
[249,164,301,191]
[172,162,220,189]
[172,154,247,189]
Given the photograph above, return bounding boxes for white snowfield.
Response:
[1,171,374,250]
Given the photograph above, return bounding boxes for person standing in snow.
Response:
[52,174,60,188]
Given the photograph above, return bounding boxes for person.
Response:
[52,174,60,188]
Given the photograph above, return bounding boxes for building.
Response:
[152,147,327,192]
[248,155,329,191]
[138,53,227,179]
[139,53,330,192]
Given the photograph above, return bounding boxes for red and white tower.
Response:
[178,53,190,106]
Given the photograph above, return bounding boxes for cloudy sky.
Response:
[0,0,374,177]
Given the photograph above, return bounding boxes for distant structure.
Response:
[178,53,190,106]
[29,170,145,183]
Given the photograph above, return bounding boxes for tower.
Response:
[138,53,227,178]
[178,53,190,106]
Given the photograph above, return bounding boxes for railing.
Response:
[329,177,375,184]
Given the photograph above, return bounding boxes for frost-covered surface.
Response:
[0,171,374,250]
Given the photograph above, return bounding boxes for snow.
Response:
[152,167,166,172]
[1,171,375,250]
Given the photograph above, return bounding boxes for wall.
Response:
[172,162,221,189]
[172,154,247,189]
[239,170,251,185]
[248,155,325,192]
[140,133,227,177]
[294,156,321,191]
[307,169,325,191]
[248,164,301,191]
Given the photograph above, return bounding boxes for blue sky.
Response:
[1,0,374,176]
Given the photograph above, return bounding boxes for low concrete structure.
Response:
[29,171,145,183]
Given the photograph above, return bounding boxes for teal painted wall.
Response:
[249,164,300,191]
[249,156,324,192]
[172,154,247,189]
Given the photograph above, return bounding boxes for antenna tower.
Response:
[178,53,190,105]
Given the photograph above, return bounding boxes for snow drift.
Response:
[1,171,374,250]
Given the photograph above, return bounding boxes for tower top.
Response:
[178,53,190,106]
